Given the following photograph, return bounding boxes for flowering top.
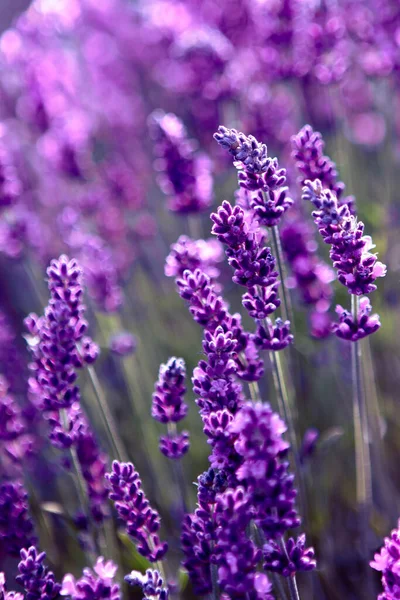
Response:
[17,546,61,600]
[176,269,229,330]
[149,110,213,213]
[25,255,99,410]
[332,297,381,341]
[165,235,223,282]
[214,127,292,225]
[371,519,400,600]
[125,569,168,600]
[106,461,168,562]
[61,557,120,600]
[152,357,190,460]
[302,180,386,296]
[230,402,301,537]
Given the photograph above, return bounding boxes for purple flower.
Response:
[371,519,400,600]
[106,461,168,562]
[332,297,381,341]
[125,569,168,600]
[61,557,120,600]
[149,110,213,213]
[17,546,60,600]
[302,180,386,296]
[214,487,274,600]
[291,124,353,211]
[25,255,99,411]
[230,402,301,538]
[254,318,294,351]
[152,357,190,459]
[176,269,228,329]
[0,481,36,557]
[181,468,227,596]
[0,377,25,442]
[165,235,223,282]
[249,188,293,228]
[109,332,137,357]
[263,535,316,577]
[0,143,21,208]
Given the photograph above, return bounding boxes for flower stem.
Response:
[167,422,188,513]
[270,224,293,325]
[86,365,128,462]
[279,538,301,600]
[351,295,372,510]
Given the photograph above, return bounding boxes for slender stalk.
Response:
[248,381,260,403]
[270,225,293,326]
[279,538,301,600]
[167,422,188,513]
[269,350,307,519]
[60,409,88,512]
[351,295,372,509]
[86,365,128,462]
[210,562,220,600]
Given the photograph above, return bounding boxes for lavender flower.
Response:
[302,180,386,296]
[106,461,168,562]
[165,235,223,282]
[181,468,227,595]
[176,269,228,330]
[213,127,292,224]
[16,546,60,600]
[25,255,99,411]
[230,402,301,538]
[152,357,190,459]
[61,557,120,600]
[0,143,21,208]
[149,110,213,213]
[332,297,381,341]
[291,124,354,210]
[125,569,168,600]
[109,332,137,357]
[0,481,36,557]
[214,487,274,600]
[370,519,400,600]
[263,535,316,577]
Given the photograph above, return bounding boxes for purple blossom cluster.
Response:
[61,557,120,600]
[125,569,168,600]
[106,461,168,562]
[149,110,213,213]
[0,482,36,558]
[152,357,190,459]
[24,255,108,522]
[17,546,60,600]
[371,519,400,600]
[165,235,223,283]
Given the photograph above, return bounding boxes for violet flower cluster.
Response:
[302,177,386,340]
[61,557,120,600]
[371,519,400,600]
[106,461,168,562]
[152,357,190,459]
[24,255,108,522]
[125,569,168,600]
[214,127,293,227]
[149,110,213,213]
[16,546,61,600]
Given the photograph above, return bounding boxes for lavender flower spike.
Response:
[106,461,168,562]
[61,557,120,600]
[0,573,23,600]
[16,546,61,600]
[332,297,381,341]
[125,569,168,600]
[0,481,36,557]
[371,519,400,600]
[152,357,190,459]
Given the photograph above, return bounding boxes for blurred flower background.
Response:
[0,0,400,599]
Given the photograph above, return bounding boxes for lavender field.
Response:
[0,1,400,599]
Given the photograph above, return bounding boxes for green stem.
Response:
[351,295,372,509]
[167,422,188,513]
[86,365,128,462]
[270,225,293,326]
[279,538,301,600]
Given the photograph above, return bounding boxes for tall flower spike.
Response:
[214,126,292,225]
[301,180,386,297]
[25,255,99,411]
[61,557,120,600]
[152,357,190,459]
[106,461,168,562]
[149,110,213,213]
[16,546,60,600]
[165,235,223,283]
